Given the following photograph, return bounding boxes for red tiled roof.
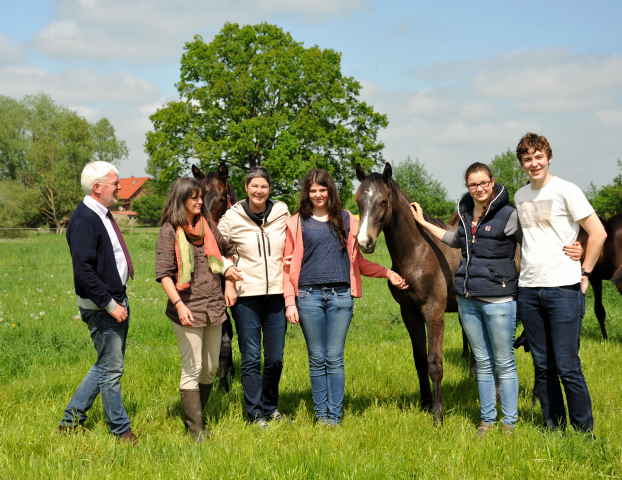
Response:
[118,176,150,200]
[113,211,137,216]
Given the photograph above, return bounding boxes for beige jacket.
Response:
[217,200,290,297]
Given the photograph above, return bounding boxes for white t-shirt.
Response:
[515,177,594,287]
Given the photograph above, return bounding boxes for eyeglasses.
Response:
[466,180,491,191]
[99,181,120,188]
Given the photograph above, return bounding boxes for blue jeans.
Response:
[297,286,354,424]
[458,296,518,427]
[518,284,593,432]
[230,295,286,421]
[59,299,131,436]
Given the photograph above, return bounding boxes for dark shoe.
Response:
[181,389,210,443]
[199,383,213,411]
[477,421,489,439]
[58,424,87,435]
[119,430,139,445]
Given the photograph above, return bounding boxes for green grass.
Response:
[1,232,622,478]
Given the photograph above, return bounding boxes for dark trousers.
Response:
[230,295,286,421]
[518,284,593,432]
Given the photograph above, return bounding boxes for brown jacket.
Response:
[155,220,236,327]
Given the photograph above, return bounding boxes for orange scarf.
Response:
[174,216,224,291]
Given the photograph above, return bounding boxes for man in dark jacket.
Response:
[58,161,137,444]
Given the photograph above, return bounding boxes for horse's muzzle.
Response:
[358,239,376,254]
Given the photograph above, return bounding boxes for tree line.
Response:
[1,23,621,230]
[0,93,128,232]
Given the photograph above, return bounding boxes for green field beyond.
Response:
[1,232,622,479]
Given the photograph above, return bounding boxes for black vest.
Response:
[454,184,518,298]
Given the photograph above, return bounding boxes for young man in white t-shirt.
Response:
[514,132,607,434]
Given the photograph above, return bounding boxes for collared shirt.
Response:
[79,195,129,313]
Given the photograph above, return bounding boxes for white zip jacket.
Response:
[217,200,290,297]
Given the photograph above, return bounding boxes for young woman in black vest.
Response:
[411,162,581,437]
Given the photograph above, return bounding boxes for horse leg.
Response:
[400,304,433,412]
[219,314,235,393]
[591,278,607,340]
[423,305,445,426]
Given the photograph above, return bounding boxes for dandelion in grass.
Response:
[73,315,81,320]
[34,316,39,320]
[40,311,45,316]
[30,313,34,317]
[12,324,16,327]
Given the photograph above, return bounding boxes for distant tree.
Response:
[133,194,167,226]
[488,149,528,206]
[0,181,42,228]
[145,22,388,209]
[0,93,128,231]
[586,160,622,218]
[393,157,455,220]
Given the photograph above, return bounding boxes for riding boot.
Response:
[180,389,209,443]
[199,383,213,411]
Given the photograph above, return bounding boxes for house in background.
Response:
[111,176,150,224]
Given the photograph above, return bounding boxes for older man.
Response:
[58,161,137,444]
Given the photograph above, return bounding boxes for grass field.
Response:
[1,231,622,479]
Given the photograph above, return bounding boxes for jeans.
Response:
[518,284,593,432]
[458,296,518,427]
[59,299,131,436]
[297,286,354,424]
[230,295,286,421]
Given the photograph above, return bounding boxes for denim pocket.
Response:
[297,289,311,302]
[333,287,352,300]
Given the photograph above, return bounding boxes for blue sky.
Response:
[1,0,621,198]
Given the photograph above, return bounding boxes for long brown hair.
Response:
[464,162,496,222]
[296,169,347,249]
[160,178,211,228]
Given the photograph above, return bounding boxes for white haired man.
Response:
[58,161,137,444]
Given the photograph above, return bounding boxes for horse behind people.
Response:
[355,162,461,425]
[192,163,239,392]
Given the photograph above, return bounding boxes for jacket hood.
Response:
[458,183,510,219]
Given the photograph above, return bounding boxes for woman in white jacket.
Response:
[217,167,290,427]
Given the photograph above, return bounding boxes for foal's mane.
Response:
[356,173,448,228]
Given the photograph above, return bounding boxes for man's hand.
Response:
[110,303,128,323]
[581,276,589,296]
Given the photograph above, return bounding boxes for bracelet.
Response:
[173,299,183,307]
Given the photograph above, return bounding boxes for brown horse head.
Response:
[191,163,236,223]
[355,162,403,253]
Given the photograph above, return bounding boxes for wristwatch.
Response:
[581,268,591,278]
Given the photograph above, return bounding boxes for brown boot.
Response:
[199,383,213,411]
[180,389,209,443]
[477,421,489,439]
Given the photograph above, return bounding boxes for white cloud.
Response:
[30,0,369,62]
[0,67,161,105]
[358,49,622,198]
[0,33,24,65]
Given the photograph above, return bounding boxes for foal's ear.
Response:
[382,162,392,184]
[191,164,206,179]
[355,163,366,182]
[218,162,229,181]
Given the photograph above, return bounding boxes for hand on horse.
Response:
[282,254,293,271]
[390,272,409,290]
[409,202,425,224]
[563,241,583,262]
[224,283,237,307]
[175,302,195,326]
[285,305,299,324]
[224,266,244,282]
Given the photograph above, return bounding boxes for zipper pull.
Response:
[472,237,475,243]
[465,292,469,297]
[502,282,506,288]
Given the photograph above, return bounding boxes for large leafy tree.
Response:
[145,22,388,207]
[488,149,528,206]
[0,93,128,231]
[393,157,455,220]
[586,160,622,218]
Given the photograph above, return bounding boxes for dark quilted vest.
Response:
[454,185,518,297]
